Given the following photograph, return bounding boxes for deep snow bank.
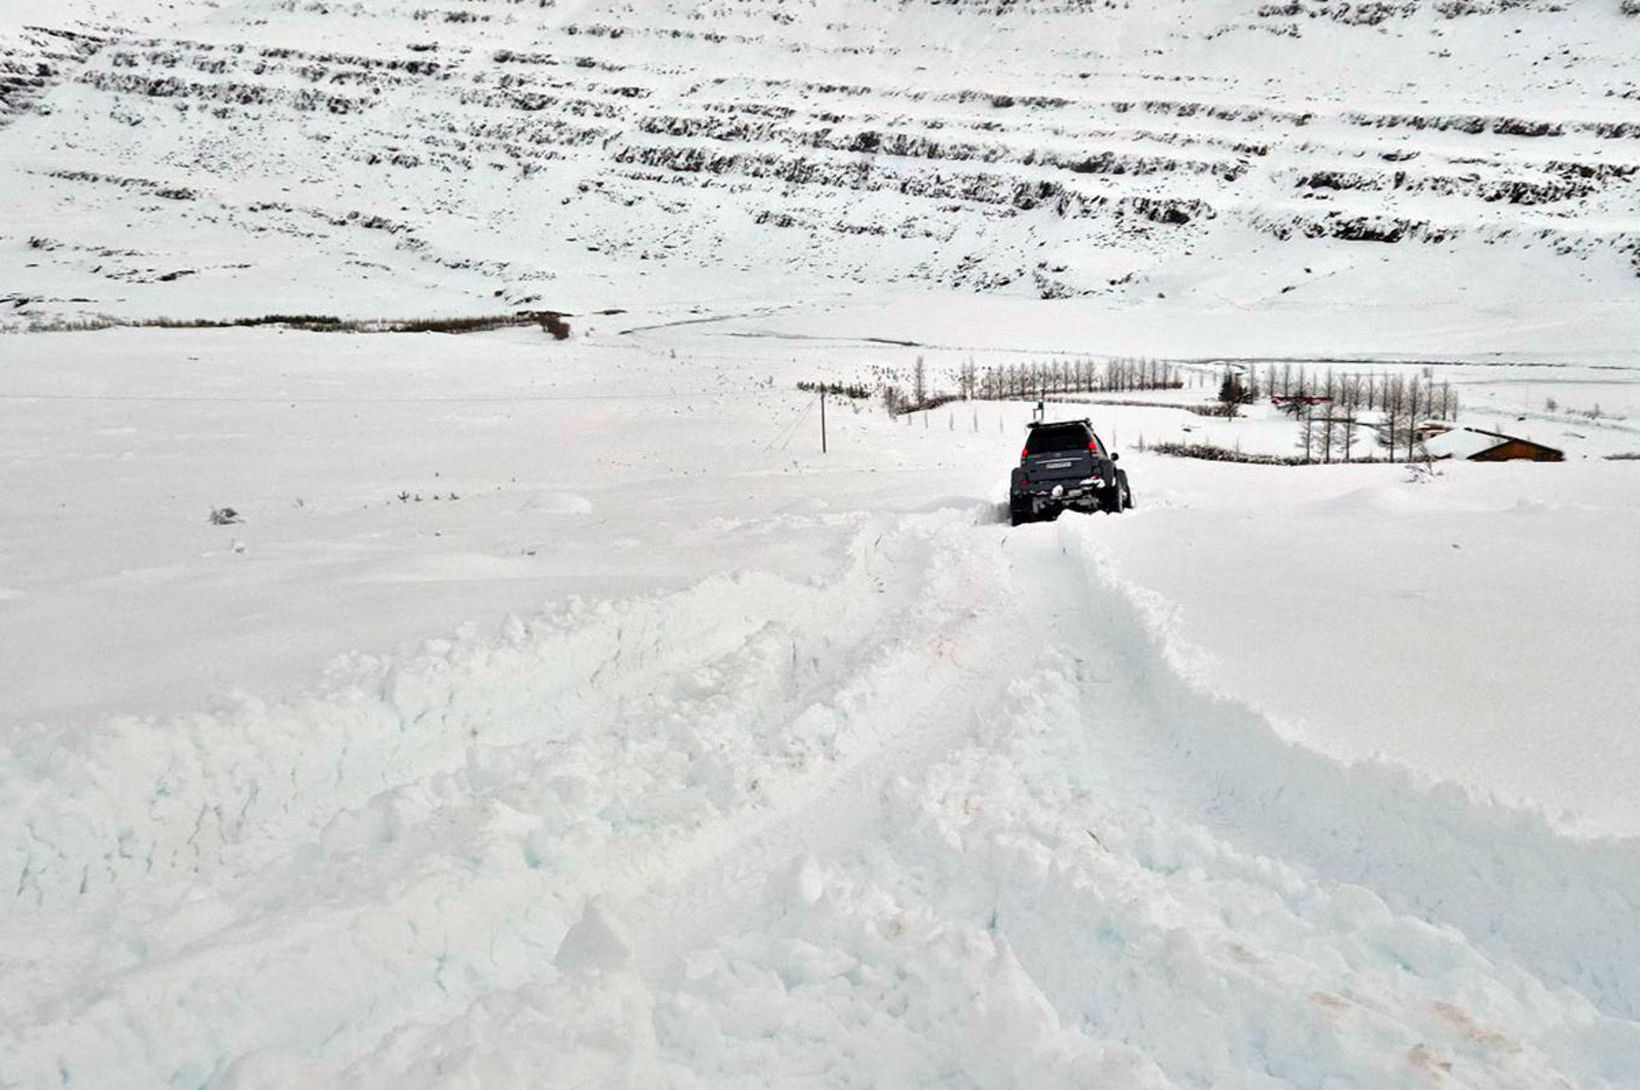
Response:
[331,514,1640,1089]
[5,506,1640,1088]
[1071,455,1640,836]
[1055,517,1640,1024]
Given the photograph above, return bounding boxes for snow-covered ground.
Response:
[6,0,1640,1085]
[3,325,1639,1088]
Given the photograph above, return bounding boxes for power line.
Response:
[768,396,816,452]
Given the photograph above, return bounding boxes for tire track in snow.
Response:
[616,518,1024,980]
[8,502,1640,1087]
[881,520,1640,1086]
[584,517,1640,1089]
[0,507,1002,1087]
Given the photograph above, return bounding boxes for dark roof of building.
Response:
[1424,426,1563,460]
[1464,427,1562,448]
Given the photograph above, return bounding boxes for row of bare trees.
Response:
[873,357,1460,466]
[973,357,1184,400]
[1248,367,1460,464]
[1251,364,1459,423]
[878,355,1184,415]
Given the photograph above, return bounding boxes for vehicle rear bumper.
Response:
[1011,476,1107,511]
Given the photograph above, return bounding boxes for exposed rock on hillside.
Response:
[0,0,1636,320]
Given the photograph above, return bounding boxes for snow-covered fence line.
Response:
[883,390,964,417]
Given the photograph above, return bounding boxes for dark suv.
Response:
[1009,419,1132,526]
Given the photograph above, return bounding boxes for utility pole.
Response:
[820,389,827,454]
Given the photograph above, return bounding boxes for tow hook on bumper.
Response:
[1026,477,1103,512]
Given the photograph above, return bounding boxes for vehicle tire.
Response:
[1119,472,1133,510]
[1008,497,1030,526]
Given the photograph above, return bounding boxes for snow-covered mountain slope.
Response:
[0,1,217,124]
[2,0,1639,329]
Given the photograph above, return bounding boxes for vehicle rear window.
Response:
[1025,424,1095,456]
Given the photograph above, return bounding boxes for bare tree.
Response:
[1318,369,1338,463]
[883,385,904,416]
[1381,376,1405,461]
[1338,374,1361,462]
[1296,402,1317,464]
[1405,375,1424,456]
[1218,367,1252,417]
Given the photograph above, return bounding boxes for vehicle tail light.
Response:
[1020,446,1030,460]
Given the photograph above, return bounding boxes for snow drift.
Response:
[4,507,1639,1087]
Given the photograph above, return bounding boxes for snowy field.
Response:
[6,0,1640,1085]
[3,324,1640,1088]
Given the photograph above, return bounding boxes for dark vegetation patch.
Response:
[0,25,105,125]
[1260,0,1569,22]
[796,380,872,399]
[1150,441,1388,465]
[1294,166,1621,205]
[26,311,573,338]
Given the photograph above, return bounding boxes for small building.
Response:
[1423,426,1564,463]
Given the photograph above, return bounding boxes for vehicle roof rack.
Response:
[1025,417,1092,429]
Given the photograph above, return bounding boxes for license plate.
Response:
[1044,460,1074,469]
